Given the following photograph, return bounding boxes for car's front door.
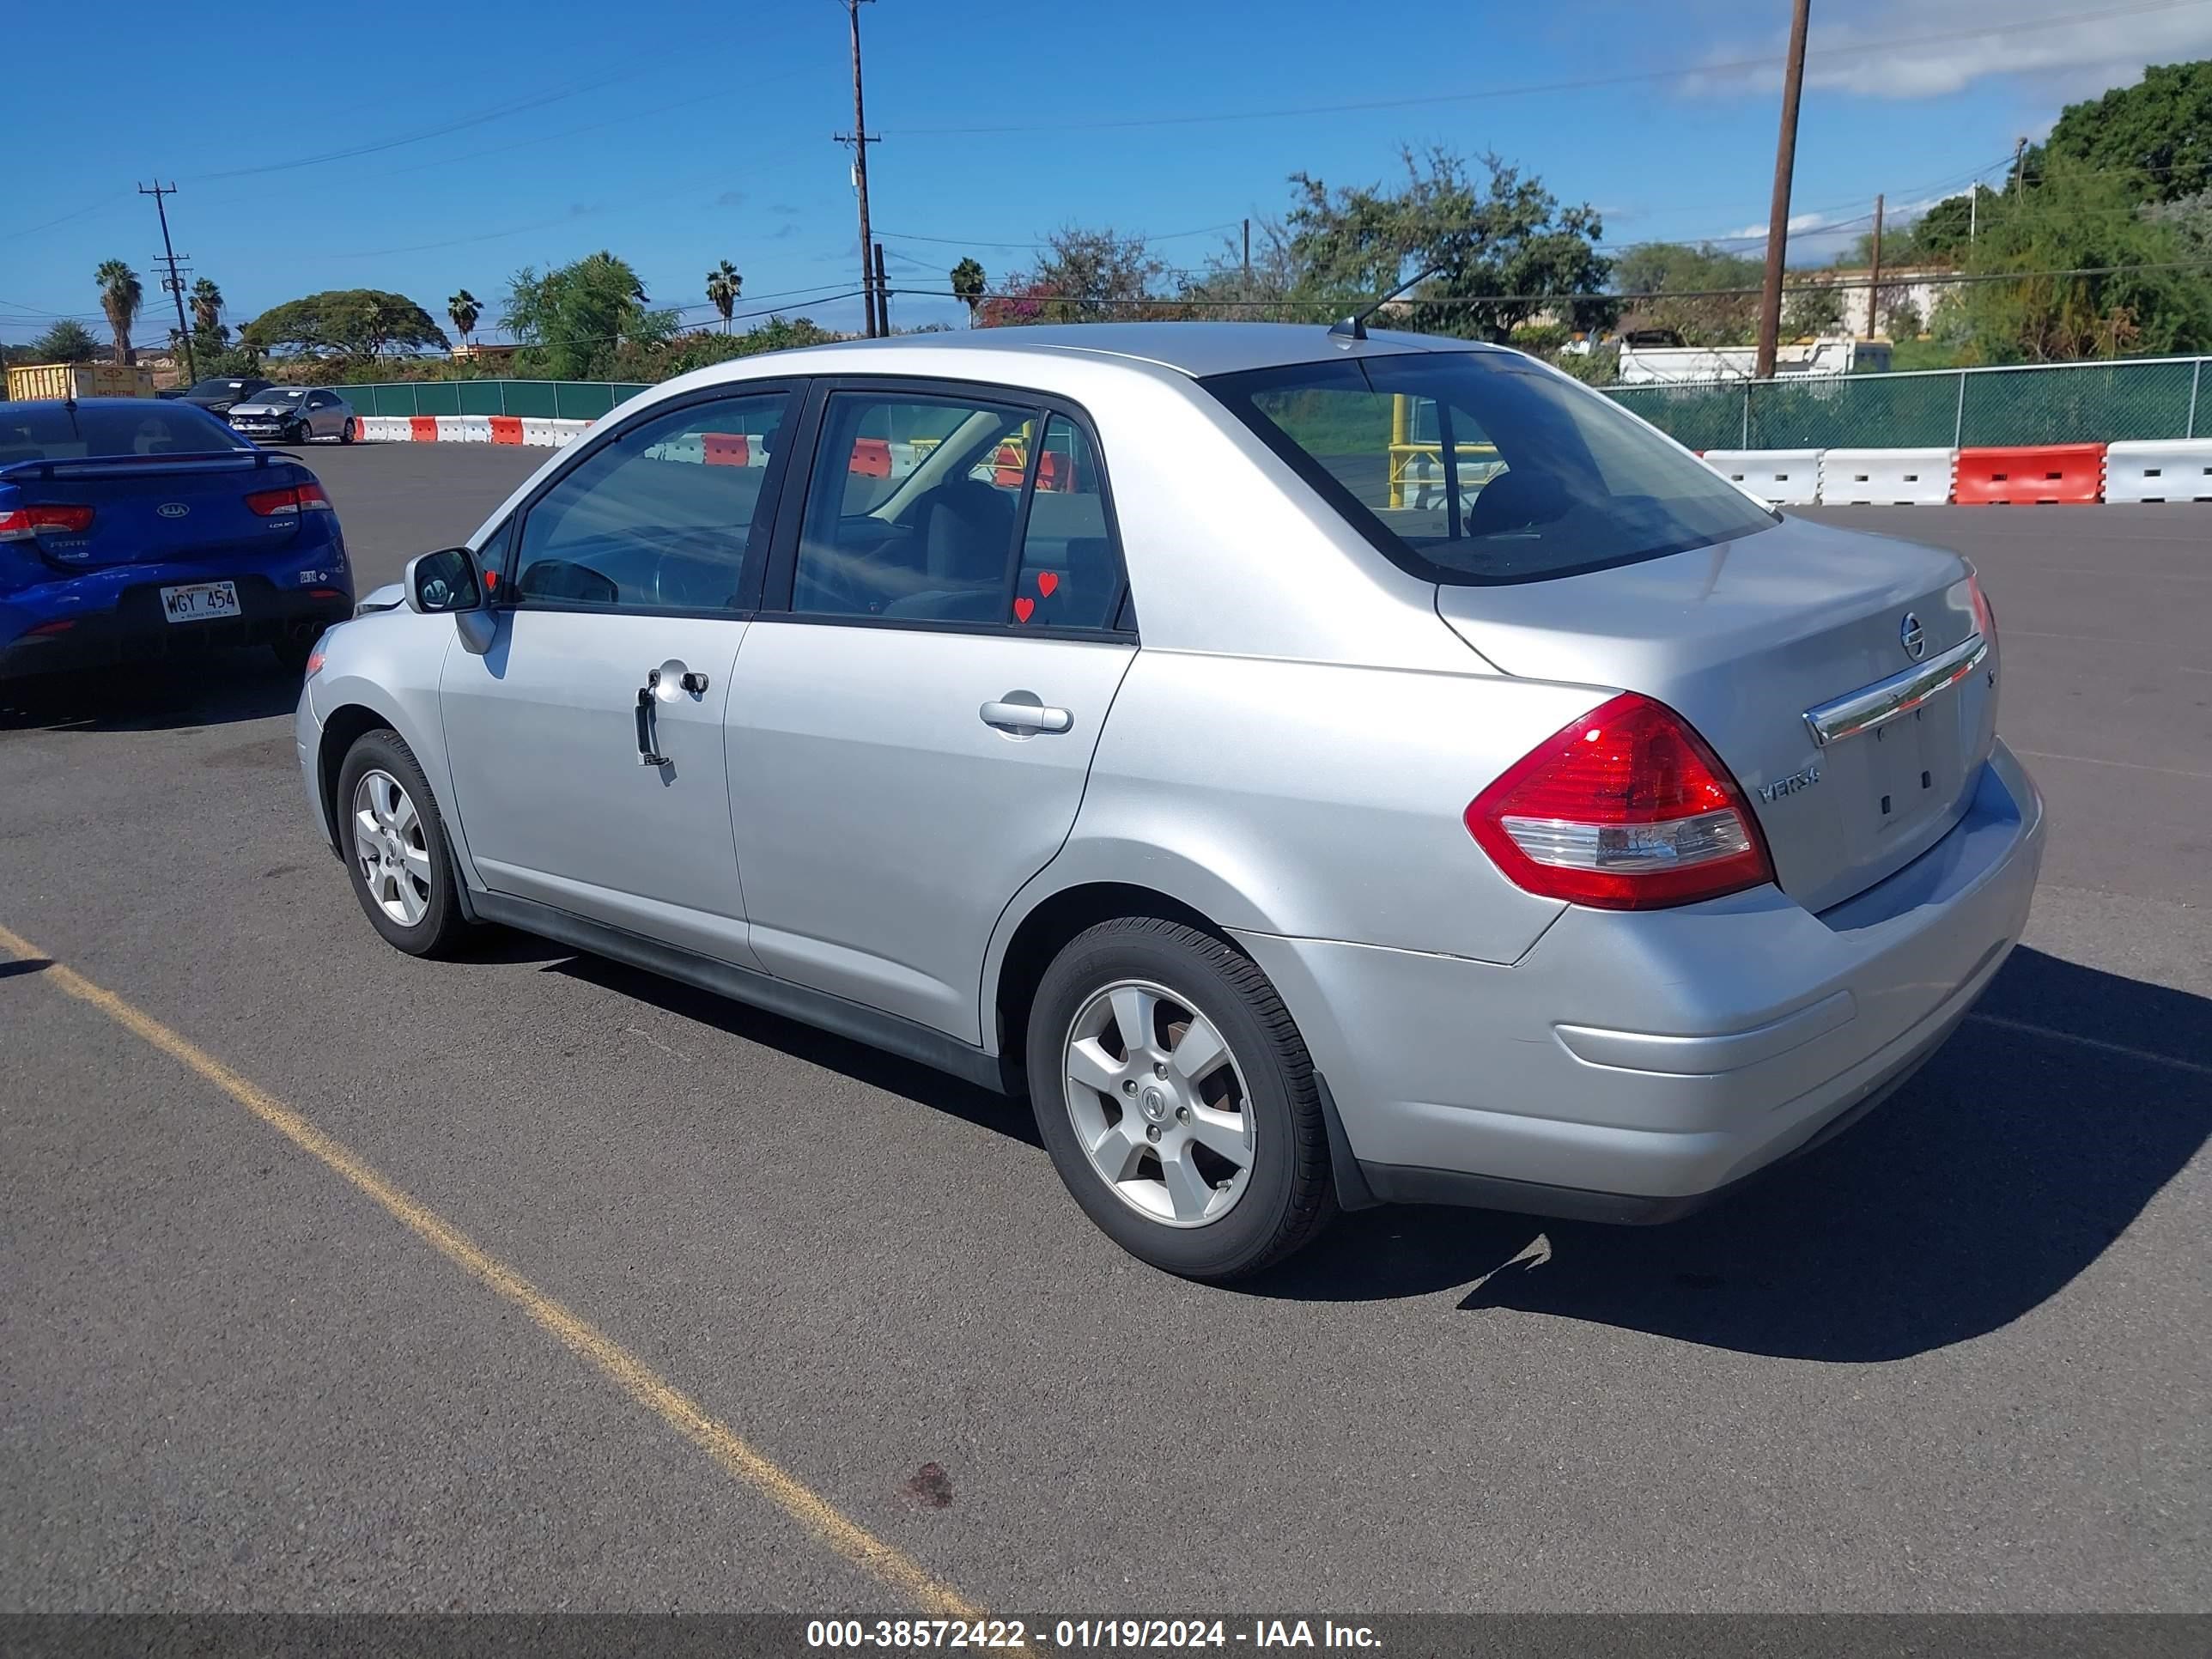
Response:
[304,392,335,437]
[726,385,1137,1042]
[439,386,797,966]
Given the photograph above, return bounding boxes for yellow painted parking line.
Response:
[0,922,980,1620]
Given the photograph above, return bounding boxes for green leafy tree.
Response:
[984,228,1164,325]
[27,318,101,362]
[1781,283,1847,337]
[2046,60,2212,204]
[950,257,988,323]
[94,259,143,364]
[705,260,743,331]
[1611,240,1765,345]
[1279,147,1613,339]
[240,289,451,365]
[503,251,674,379]
[447,289,481,348]
[1939,154,2212,361]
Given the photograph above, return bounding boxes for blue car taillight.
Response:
[0,503,96,541]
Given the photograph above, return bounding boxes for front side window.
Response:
[1206,351,1777,585]
[512,390,789,612]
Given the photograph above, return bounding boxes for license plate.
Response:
[160,580,241,623]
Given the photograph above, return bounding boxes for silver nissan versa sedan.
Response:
[295,324,2043,1280]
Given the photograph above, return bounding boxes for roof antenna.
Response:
[1329,262,1445,343]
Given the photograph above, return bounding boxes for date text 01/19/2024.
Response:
[804,1620,1382,1650]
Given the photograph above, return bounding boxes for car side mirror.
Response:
[404,546,483,615]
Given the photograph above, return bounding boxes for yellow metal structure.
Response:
[1387,392,1504,509]
[6,362,156,402]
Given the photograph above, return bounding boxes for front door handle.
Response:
[980,697,1073,734]
[635,670,671,766]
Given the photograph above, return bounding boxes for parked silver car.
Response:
[295,325,2043,1279]
[229,386,357,446]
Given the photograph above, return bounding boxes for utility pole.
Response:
[1969,180,1978,245]
[1243,219,1251,289]
[1753,0,1813,380]
[2009,136,2028,196]
[1867,193,1884,338]
[873,242,890,336]
[139,180,196,382]
[834,0,881,337]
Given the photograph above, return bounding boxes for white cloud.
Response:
[1686,0,2212,102]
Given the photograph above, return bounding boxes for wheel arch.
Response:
[985,875,1238,1092]
[315,702,396,858]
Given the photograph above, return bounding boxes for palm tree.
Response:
[705,260,742,332]
[94,259,143,365]
[448,289,480,350]
[188,277,223,336]
[951,258,988,325]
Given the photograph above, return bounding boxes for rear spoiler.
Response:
[0,449,283,483]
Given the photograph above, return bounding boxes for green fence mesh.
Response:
[338,361,2207,448]
[340,380,656,421]
[1607,356,2207,451]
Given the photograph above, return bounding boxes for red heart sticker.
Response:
[1036,571,1059,597]
[1013,597,1035,622]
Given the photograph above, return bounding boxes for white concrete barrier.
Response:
[457,415,492,443]
[1704,448,1822,506]
[363,415,409,442]
[1820,447,1955,505]
[2103,438,2212,503]
[549,418,591,448]
[430,416,465,443]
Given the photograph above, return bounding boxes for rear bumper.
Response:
[1,558,352,680]
[1237,739,2045,1222]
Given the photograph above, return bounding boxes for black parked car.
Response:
[173,376,274,415]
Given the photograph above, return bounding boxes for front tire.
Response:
[334,730,470,957]
[1026,917,1336,1280]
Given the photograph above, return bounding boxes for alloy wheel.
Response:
[351,769,433,927]
[1062,978,1255,1227]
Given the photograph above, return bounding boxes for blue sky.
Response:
[8,0,2211,349]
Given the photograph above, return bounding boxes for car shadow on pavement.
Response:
[0,658,303,732]
[1243,946,2211,1361]
[542,952,1043,1149]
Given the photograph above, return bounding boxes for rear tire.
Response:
[334,730,470,958]
[339,417,356,445]
[1025,916,1336,1281]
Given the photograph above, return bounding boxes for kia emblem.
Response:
[157,502,190,519]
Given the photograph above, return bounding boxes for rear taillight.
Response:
[1465,693,1776,910]
[0,504,96,540]
[245,481,333,516]
[1968,574,1997,645]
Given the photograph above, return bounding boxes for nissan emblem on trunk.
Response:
[1900,611,1926,660]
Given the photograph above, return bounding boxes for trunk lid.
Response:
[0,452,310,569]
[1437,515,1996,914]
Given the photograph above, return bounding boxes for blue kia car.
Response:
[0,398,354,682]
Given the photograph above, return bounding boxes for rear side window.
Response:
[1205,352,1777,585]
[0,403,246,462]
[786,391,1127,631]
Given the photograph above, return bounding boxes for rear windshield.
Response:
[1204,350,1778,585]
[0,403,249,463]
[250,388,308,404]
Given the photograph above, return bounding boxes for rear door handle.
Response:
[980,698,1073,734]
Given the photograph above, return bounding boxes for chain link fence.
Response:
[1607,356,2209,450]
[339,360,2209,449]
[1610,356,2212,451]
[341,380,654,421]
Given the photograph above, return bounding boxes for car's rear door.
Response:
[725,380,1137,1042]
[437,383,799,967]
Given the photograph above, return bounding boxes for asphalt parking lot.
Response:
[3,441,2206,1615]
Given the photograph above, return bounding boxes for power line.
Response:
[880,0,2212,136]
